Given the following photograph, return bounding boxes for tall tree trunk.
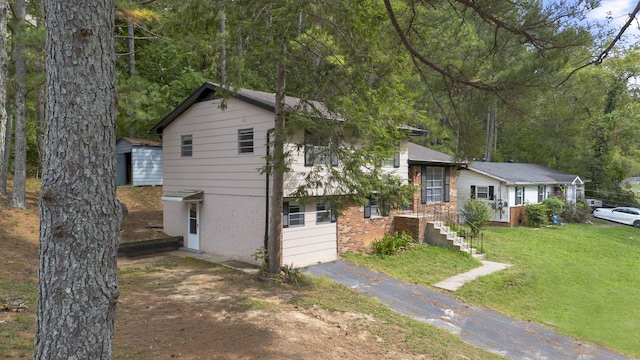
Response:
[128,0,136,138]
[0,0,7,195]
[34,0,121,358]
[10,0,27,209]
[220,7,226,86]
[1,105,12,194]
[35,0,46,178]
[268,55,286,274]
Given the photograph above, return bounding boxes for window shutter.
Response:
[522,187,525,203]
[393,153,400,168]
[489,186,495,200]
[444,167,450,202]
[421,166,427,204]
[364,197,372,218]
[471,185,476,199]
[331,151,339,166]
[331,203,337,223]
[283,202,290,228]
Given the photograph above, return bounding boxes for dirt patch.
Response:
[0,181,496,359]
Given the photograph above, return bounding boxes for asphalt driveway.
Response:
[303,260,635,360]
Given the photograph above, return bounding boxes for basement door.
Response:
[187,202,200,251]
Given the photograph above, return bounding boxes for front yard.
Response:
[345,221,640,358]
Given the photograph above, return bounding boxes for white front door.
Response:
[187,202,200,250]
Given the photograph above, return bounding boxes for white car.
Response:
[593,207,640,228]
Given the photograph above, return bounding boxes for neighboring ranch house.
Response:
[457,162,586,226]
[148,82,461,267]
[115,137,163,186]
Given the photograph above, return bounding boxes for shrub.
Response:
[460,199,491,234]
[542,197,564,217]
[561,201,592,223]
[524,203,548,227]
[372,232,415,256]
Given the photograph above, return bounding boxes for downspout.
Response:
[265,128,275,250]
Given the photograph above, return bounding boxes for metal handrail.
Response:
[409,202,484,255]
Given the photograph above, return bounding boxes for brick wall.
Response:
[337,198,395,254]
[336,164,460,254]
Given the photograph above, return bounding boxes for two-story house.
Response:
[149,82,460,267]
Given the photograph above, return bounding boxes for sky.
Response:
[587,0,640,38]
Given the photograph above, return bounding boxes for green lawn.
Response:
[344,222,640,358]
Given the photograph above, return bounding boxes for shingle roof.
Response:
[119,137,162,147]
[468,162,583,185]
[149,83,334,135]
[407,142,457,165]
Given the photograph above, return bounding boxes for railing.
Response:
[407,202,484,255]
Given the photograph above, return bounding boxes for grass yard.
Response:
[345,222,640,358]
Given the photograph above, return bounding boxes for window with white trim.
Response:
[283,201,304,228]
[515,186,524,205]
[477,186,489,199]
[305,131,338,167]
[538,185,546,202]
[238,128,254,154]
[364,195,390,218]
[181,135,193,157]
[421,166,444,203]
[316,200,336,224]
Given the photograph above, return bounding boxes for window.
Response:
[316,200,336,224]
[538,185,546,203]
[364,195,390,218]
[181,135,193,157]
[381,153,400,168]
[238,128,254,154]
[471,185,494,200]
[421,166,450,204]
[283,201,304,228]
[305,131,338,167]
[515,186,524,205]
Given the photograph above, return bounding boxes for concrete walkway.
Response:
[434,260,512,291]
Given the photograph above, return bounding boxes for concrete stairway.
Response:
[426,221,486,260]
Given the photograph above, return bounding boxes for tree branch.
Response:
[559,0,640,86]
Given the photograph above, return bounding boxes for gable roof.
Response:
[148,82,332,136]
[468,162,584,185]
[148,82,427,136]
[407,142,458,165]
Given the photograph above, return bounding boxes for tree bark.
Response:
[10,0,26,209]
[0,0,7,195]
[268,55,286,274]
[34,0,121,358]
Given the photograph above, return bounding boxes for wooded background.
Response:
[1,0,640,207]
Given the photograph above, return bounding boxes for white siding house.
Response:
[457,162,585,226]
[149,82,456,266]
[115,137,163,186]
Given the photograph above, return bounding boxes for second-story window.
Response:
[181,135,193,157]
[305,131,338,167]
[238,128,254,154]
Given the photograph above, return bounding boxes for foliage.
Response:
[372,232,416,257]
[541,197,564,217]
[252,247,268,272]
[561,201,592,223]
[523,203,548,227]
[278,264,303,285]
[460,199,491,234]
